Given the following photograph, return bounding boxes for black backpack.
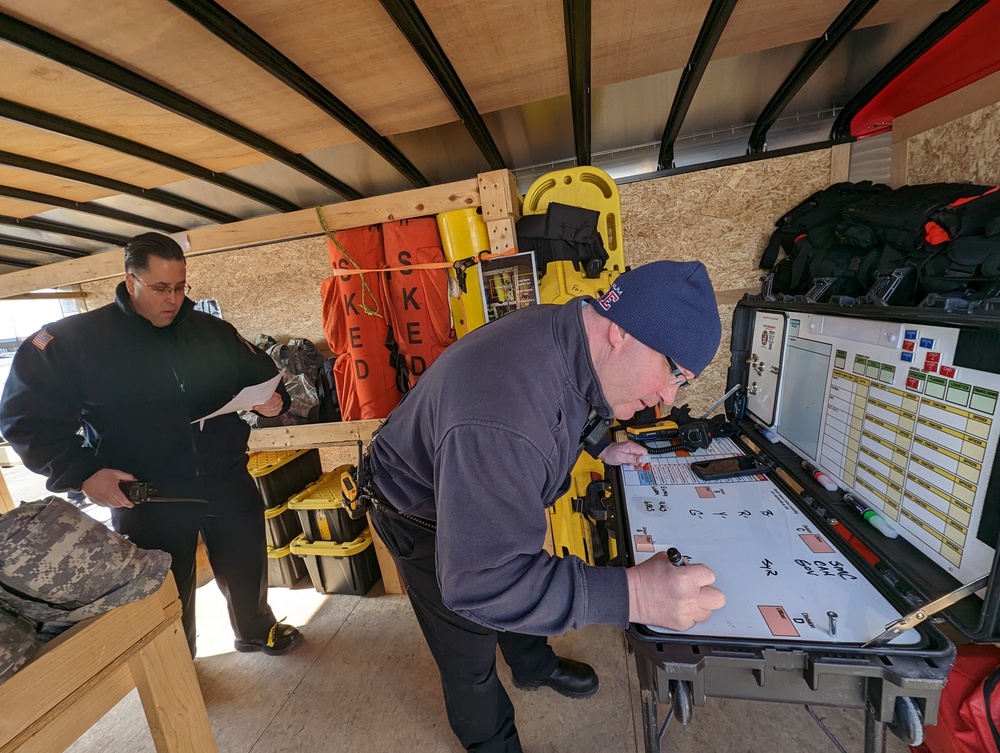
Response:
[838,183,993,252]
[759,181,890,274]
[516,202,609,279]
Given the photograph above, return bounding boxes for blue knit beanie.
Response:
[589,260,722,375]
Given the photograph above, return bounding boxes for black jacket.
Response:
[0,283,284,495]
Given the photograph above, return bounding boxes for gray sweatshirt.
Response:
[370,299,629,635]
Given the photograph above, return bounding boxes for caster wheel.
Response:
[888,696,924,746]
[669,679,693,725]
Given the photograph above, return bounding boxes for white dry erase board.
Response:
[751,309,1000,586]
[618,440,920,645]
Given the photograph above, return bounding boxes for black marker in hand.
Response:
[667,547,687,567]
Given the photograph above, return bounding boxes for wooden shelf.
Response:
[0,573,215,753]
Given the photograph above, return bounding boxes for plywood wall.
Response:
[81,237,334,349]
[63,95,1000,455]
[79,150,833,419]
[905,100,1000,186]
[618,148,834,412]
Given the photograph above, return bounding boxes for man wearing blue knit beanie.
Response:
[590,259,722,382]
[365,259,726,753]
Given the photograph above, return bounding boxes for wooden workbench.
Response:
[0,573,216,753]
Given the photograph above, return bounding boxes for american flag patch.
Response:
[32,329,54,350]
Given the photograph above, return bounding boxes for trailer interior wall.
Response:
[74,80,1000,423]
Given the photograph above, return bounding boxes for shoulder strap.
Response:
[759,229,784,270]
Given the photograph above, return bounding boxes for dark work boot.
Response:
[511,657,599,699]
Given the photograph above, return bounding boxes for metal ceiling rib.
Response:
[165,0,429,189]
[0,0,983,280]
[378,0,505,171]
[0,98,298,214]
[831,0,991,139]
[747,0,881,153]
[0,256,38,269]
[657,0,740,171]
[0,11,363,201]
[563,0,592,167]
[0,184,184,234]
[0,235,88,259]
[0,150,238,224]
[0,215,129,246]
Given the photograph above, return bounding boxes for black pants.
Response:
[370,504,558,753]
[112,472,275,656]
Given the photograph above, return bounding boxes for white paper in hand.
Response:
[192,372,283,430]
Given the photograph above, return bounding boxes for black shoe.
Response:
[66,491,89,509]
[234,622,303,656]
[512,657,599,699]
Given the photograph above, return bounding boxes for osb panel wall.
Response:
[78,150,835,433]
[80,237,333,349]
[618,148,832,413]
[906,100,1000,186]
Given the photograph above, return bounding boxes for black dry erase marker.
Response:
[666,547,686,567]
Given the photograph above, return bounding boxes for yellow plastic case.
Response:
[247,449,311,477]
[437,207,490,337]
[546,452,618,565]
[289,530,380,596]
[262,499,304,549]
[525,166,625,563]
[287,468,366,544]
[522,166,626,273]
[266,543,306,588]
[246,449,322,508]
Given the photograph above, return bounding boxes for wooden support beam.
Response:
[485,217,517,255]
[0,470,14,514]
[890,138,909,188]
[478,169,521,254]
[5,292,87,301]
[829,142,851,183]
[247,419,383,452]
[478,169,521,222]
[0,177,483,299]
[366,516,405,596]
[715,287,758,305]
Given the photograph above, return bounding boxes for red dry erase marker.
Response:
[801,460,838,492]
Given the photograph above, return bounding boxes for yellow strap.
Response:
[328,260,454,276]
[326,248,523,277]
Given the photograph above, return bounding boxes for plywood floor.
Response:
[54,578,911,753]
[2,461,910,753]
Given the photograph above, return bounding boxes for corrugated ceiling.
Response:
[0,0,961,270]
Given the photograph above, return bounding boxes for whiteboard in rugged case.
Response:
[620,441,919,645]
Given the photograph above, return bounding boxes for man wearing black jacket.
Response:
[0,233,302,657]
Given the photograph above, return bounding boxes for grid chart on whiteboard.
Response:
[776,313,1000,585]
[616,436,752,487]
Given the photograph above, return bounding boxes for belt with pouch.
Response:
[341,442,437,532]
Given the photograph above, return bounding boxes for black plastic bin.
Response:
[287,467,367,544]
[264,500,304,549]
[247,449,322,508]
[267,543,306,588]
[289,529,380,595]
